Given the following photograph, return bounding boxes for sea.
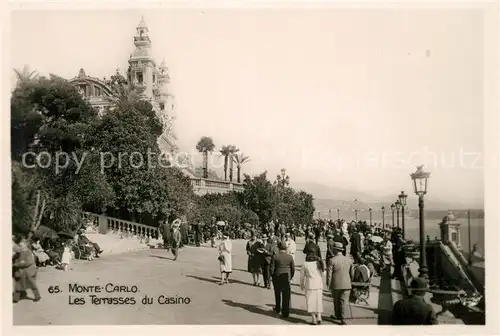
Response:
[328,212,485,255]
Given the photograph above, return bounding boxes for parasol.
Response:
[58,230,76,240]
[370,235,383,243]
[216,221,226,226]
[35,225,59,240]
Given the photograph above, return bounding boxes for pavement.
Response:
[12,238,417,325]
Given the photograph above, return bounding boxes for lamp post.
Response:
[395,200,401,229]
[381,206,385,228]
[337,209,340,221]
[329,209,332,221]
[390,203,395,229]
[369,208,372,226]
[411,165,431,279]
[354,209,358,221]
[398,191,408,239]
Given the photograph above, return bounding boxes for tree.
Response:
[242,172,274,227]
[228,145,239,182]
[11,74,114,235]
[196,136,215,179]
[232,152,251,183]
[219,145,231,181]
[13,65,38,86]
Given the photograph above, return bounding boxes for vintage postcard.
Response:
[5,1,498,334]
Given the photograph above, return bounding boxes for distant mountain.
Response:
[291,182,483,213]
[290,182,379,203]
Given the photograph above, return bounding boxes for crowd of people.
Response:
[12,221,104,303]
[207,217,437,325]
[14,214,439,325]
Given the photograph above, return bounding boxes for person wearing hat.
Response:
[270,241,295,318]
[391,278,438,325]
[284,233,296,262]
[171,219,182,261]
[218,232,233,285]
[329,241,353,325]
[303,233,321,259]
[158,219,172,251]
[260,234,276,289]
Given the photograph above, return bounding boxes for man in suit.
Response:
[270,241,295,318]
[325,233,335,288]
[391,278,438,325]
[261,235,277,289]
[329,241,353,325]
[158,220,171,251]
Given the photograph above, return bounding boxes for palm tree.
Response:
[232,153,251,183]
[196,136,216,179]
[228,145,239,182]
[219,145,231,181]
[13,65,38,86]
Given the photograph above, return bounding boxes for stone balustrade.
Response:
[82,211,159,244]
[190,178,244,196]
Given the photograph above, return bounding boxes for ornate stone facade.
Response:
[68,17,177,154]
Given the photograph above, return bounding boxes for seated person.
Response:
[31,237,50,267]
[77,232,103,258]
[44,243,62,266]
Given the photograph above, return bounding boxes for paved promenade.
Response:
[14,238,399,325]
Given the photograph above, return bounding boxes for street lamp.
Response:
[398,191,408,239]
[390,203,395,228]
[381,206,385,228]
[329,209,332,221]
[411,165,431,279]
[369,208,372,226]
[395,200,401,229]
[337,208,340,221]
[353,209,358,221]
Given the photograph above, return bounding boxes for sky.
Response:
[9,8,485,206]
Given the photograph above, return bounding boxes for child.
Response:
[61,244,71,271]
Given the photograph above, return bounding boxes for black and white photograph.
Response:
[6,2,498,331]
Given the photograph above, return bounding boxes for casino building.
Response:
[68,17,244,195]
[68,17,176,154]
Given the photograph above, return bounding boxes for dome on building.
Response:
[137,16,148,29]
[440,211,460,225]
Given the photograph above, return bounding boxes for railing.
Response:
[81,211,159,243]
[190,178,244,195]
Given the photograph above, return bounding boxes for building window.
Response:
[160,103,165,110]
[79,85,87,96]
[153,74,156,83]
[95,87,101,97]
[137,72,143,84]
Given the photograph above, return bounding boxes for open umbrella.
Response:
[58,230,76,240]
[216,221,226,227]
[35,225,59,240]
[370,235,383,244]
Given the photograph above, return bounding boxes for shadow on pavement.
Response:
[210,276,254,286]
[149,254,175,261]
[376,270,394,325]
[264,303,311,317]
[223,299,306,324]
[186,275,220,284]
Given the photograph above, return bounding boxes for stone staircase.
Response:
[82,212,162,256]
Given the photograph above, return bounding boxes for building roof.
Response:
[137,17,148,29]
[440,211,461,226]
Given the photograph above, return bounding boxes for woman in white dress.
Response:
[218,233,232,285]
[300,254,325,324]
